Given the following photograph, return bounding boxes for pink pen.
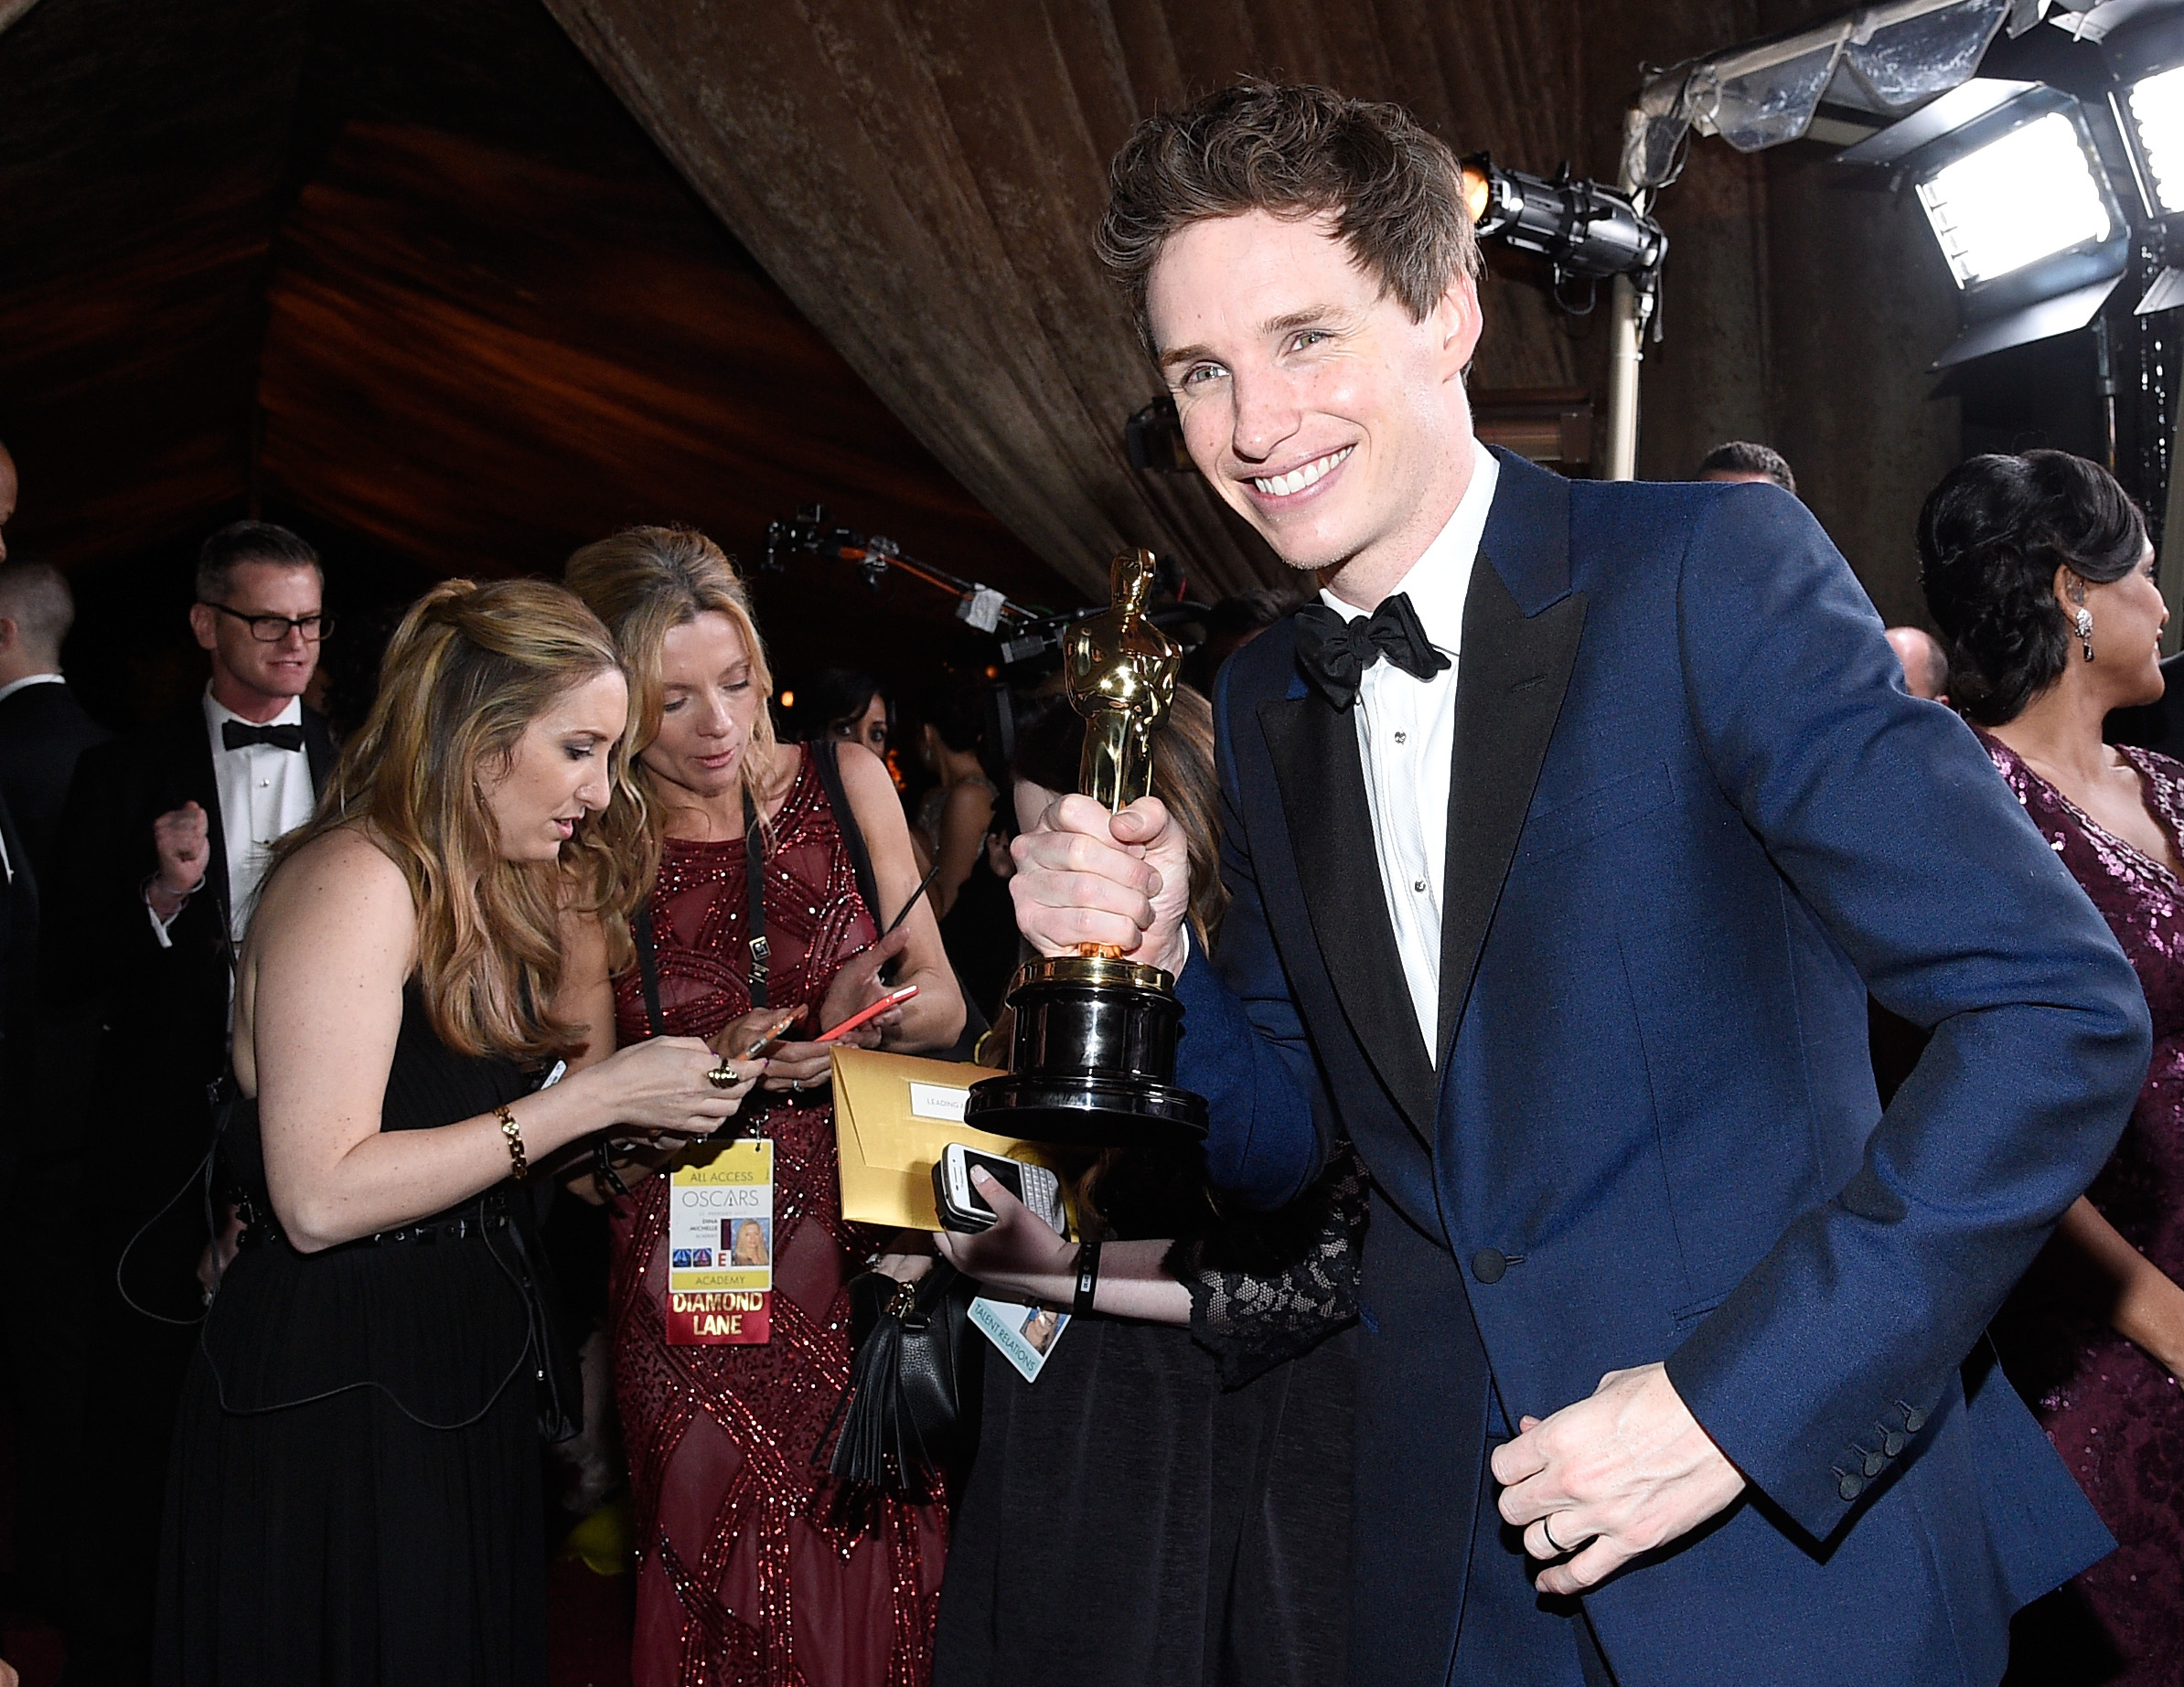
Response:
[812,984,919,1043]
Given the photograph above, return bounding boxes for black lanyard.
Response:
[634,785,766,1036]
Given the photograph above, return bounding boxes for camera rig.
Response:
[762,504,1205,679]
[762,504,1042,635]
[764,506,1209,827]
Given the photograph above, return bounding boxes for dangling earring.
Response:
[2066,574,2095,662]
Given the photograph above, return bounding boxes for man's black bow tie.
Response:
[1293,593,1451,710]
[221,721,305,753]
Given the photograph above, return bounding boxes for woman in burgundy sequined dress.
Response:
[562,529,965,1687]
[1922,452,2184,1682]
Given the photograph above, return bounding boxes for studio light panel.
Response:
[2126,63,2184,216]
[1915,110,2114,286]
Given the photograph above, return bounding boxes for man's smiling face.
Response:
[1148,209,1482,594]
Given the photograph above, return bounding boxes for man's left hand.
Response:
[1491,1361,1746,1596]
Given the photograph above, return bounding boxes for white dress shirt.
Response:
[147,689,314,948]
[1319,447,1500,1062]
[0,671,65,706]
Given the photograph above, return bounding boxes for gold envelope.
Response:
[830,1046,1050,1229]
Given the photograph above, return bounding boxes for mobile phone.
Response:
[931,1144,1065,1234]
[736,1005,805,1059]
[813,984,918,1043]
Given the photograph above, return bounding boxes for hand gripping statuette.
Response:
[965,550,1210,1145]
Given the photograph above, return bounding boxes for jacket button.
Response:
[1902,1404,1926,1434]
[1836,1468,1865,1501]
[1472,1249,1509,1285]
[1860,1446,1886,1478]
[1882,1428,1907,1458]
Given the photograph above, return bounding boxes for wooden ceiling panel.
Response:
[0,0,303,568]
[0,182,273,564]
[4,0,1079,722]
[255,123,1063,610]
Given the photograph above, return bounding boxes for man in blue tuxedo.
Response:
[1012,82,2151,1685]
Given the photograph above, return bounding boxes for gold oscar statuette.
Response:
[963,550,1210,1146]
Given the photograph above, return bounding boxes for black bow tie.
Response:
[1293,593,1451,710]
[221,721,305,753]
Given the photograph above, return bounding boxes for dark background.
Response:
[0,0,2160,734]
[0,0,1067,733]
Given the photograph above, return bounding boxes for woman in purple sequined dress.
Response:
[1922,451,2184,1682]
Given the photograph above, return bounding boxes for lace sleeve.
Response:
[1162,1141,1366,1389]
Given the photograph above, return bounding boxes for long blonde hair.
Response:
[562,526,778,890]
[273,578,642,1060]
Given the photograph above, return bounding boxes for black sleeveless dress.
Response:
[155,981,568,1687]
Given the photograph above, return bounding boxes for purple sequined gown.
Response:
[1983,732,2184,1680]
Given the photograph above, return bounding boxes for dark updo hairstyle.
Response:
[917,680,987,754]
[788,667,890,743]
[1918,450,2149,727]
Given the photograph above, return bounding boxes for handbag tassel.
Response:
[821,1276,943,1500]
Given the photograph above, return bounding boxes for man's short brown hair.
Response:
[1097,80,1482,360]
[195,519,321,605]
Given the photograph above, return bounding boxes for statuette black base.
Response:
[963,954,1209,1146]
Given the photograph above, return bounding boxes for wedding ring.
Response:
[707,1062,738,1089]
[1541,1513,1570,1555]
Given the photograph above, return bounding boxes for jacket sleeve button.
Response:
[1834,1468,1865,1501]
[1882,1428,1906,1457]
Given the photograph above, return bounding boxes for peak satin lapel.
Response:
[1435,558,1586,1064]
[305,710,335,794]
[173,706,233,931]
[1259,689,1440,1142]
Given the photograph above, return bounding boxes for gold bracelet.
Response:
[495,1104,528,1181]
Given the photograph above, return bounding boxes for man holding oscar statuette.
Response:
[1006,81,2148,1686]
[965,547,1208,1147]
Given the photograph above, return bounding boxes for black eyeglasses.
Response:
[200,603,334,643]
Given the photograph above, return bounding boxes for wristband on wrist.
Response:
[1072,1234,1103,1319]
[495,1104,528,1181]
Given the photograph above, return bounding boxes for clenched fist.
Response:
[149,800,211,919]
[1009,794,1192,977]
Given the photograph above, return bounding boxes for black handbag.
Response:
[820,1259,981,1500]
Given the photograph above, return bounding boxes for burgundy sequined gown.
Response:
[1983,733,2184,1679]
[609,747,946,1687]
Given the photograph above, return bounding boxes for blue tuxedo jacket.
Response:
[1172,449,2148,1687]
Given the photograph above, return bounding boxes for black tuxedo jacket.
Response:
[0,679,111,893]
[0,785,32,1068]
[44,699,334,1094]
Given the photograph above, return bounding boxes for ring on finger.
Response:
[707,1062,738,1090]
[1541,1513,1570,1555]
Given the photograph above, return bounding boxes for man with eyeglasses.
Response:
[44,519,333,1686]
[146,524,334,947]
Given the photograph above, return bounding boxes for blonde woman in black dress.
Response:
[157,580,746,1686]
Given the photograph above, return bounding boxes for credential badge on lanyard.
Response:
[667,1137,774,1345]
